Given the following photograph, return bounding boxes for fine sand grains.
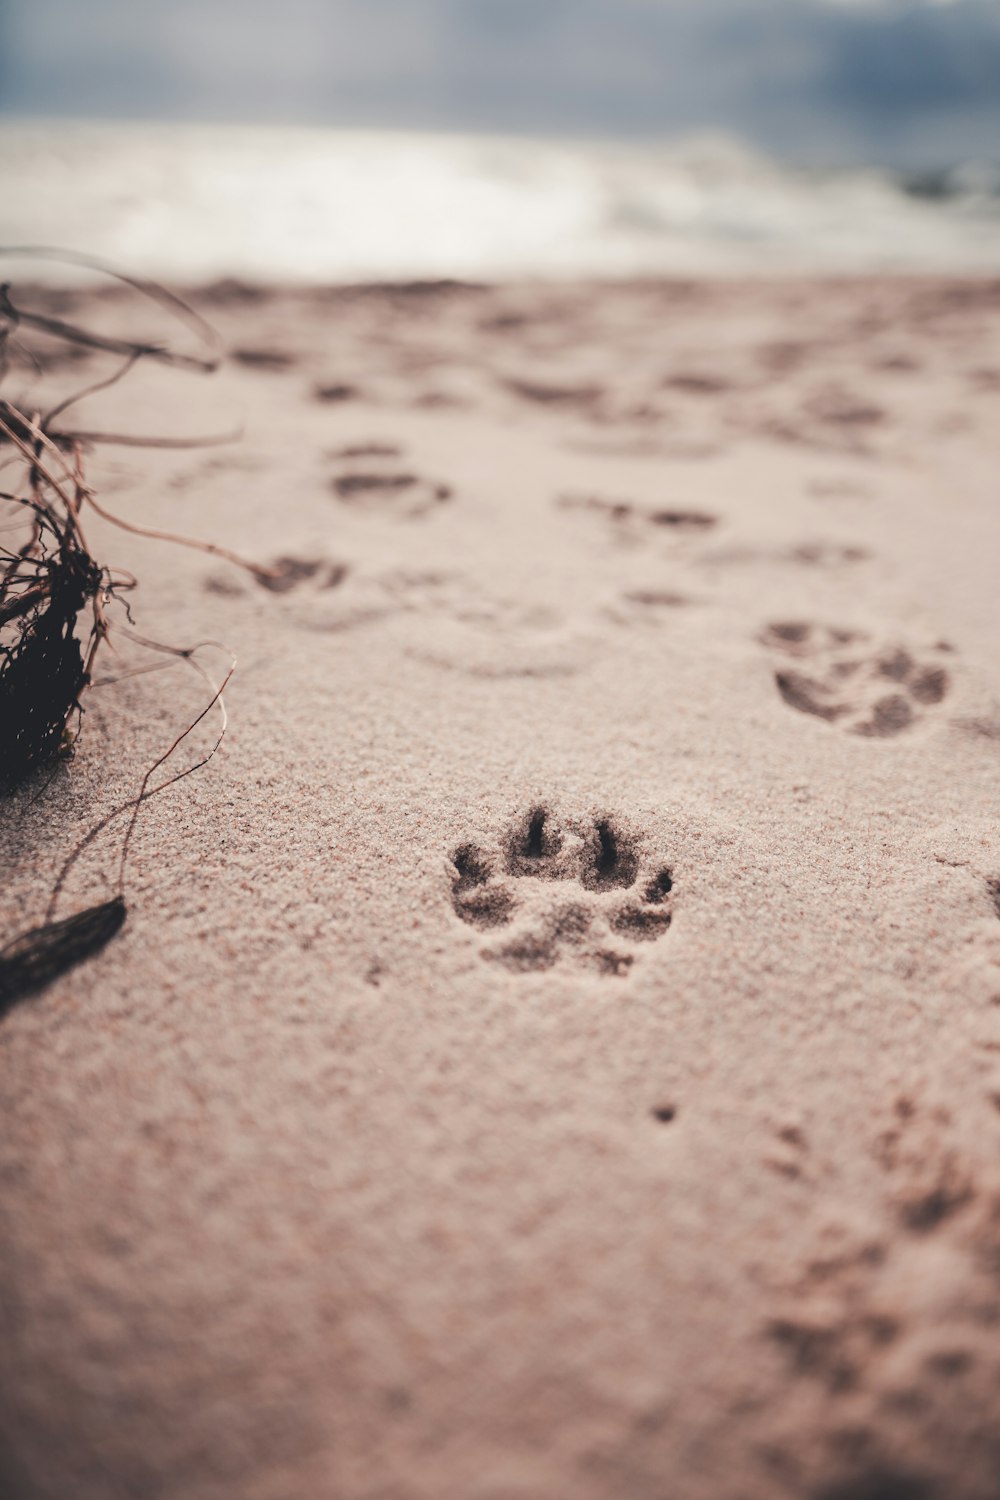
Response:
[1,276,1000,1500]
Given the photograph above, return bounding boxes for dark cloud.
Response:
[821,3,1000,113]
[1,0,998,164]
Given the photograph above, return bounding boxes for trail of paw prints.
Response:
[760,1091,1000,1499]
[762,621,951,737]
[203,561,587,663]
[327,442,452,519]
[450,806,674,977]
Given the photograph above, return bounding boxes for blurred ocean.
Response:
[2,119,998,283]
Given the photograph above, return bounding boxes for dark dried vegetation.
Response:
[0,256,259,1013]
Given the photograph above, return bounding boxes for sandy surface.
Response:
[2,275,1000,1500]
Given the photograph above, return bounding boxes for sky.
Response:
[1,0,999,165]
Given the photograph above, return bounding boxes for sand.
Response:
[2,274,1000,1500]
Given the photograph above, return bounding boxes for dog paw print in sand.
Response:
[449,806,674,977]
[558,493,717,539]
[757,1086,1000,1500]
[328,443,452,519]
[203,555,348,598]
[254,556,348,593]
[762,622,951,737]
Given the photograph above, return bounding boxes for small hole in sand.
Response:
[525,808,547,857]
[595,822,619,879]
[505,806,562,875]
[645,869,673,903]
[580,818,639,891]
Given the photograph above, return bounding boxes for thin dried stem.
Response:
[82,489,276,581]
[44,649,235,922]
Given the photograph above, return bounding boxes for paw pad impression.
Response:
[450,806,674,977]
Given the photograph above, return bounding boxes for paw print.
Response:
[450,807,674,977]
[328,444,452,519]
[761,621,951,737]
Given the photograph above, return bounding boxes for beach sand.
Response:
[2,274,1000,1500]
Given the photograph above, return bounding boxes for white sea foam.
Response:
[2,118,998,283]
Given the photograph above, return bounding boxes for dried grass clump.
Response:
[0,252,267,1014]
